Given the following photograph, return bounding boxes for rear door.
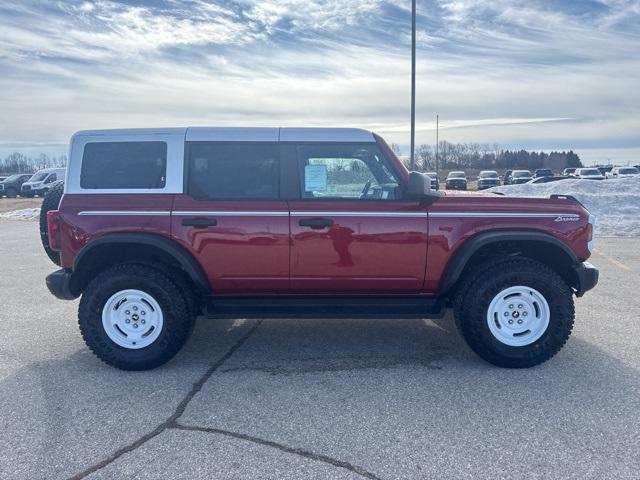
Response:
[287,142,429,293]
[171,132,289,295]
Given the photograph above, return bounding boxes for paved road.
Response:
[1,220,638,479]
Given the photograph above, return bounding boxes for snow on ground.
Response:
[0,207,40,220]
[489,176,640,236]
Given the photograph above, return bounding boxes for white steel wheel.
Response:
[486,285,550,347]
[101,289,164,349]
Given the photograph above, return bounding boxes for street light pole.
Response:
[410,0,416,170]
[436,114,439,172]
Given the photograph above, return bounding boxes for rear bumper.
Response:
[573,261,599,297]
[46,269,79,300]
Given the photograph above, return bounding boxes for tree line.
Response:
[0,152,68,175]
[392,141,583,172]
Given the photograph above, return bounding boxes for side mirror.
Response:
[407,171,443,199]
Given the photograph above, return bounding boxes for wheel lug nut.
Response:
[523,312,528,317]
[133,324,138,328]
[517,319,523,324]
[141,319,146,324]
[508,304,513,309]
[508,319,514,324]
[125,310,130,315]
[518,304,523,309]
[125,319,130,324]
[141,311,146,315]
[503,312,509,317]
[133,306,138,311]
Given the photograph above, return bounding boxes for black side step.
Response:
[205,297,444,319]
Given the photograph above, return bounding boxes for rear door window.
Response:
[80,141,167,189]
[187,142,279,200]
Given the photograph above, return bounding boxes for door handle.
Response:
[299,218,334,229]
[181,218,217,228]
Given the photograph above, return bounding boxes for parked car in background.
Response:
[503,170,513,184]
[477,170,500,189]
[43,126,598,370]
[562,168,577,177]
[21,168,65,197]
[574,168,604,180]
[510,170,533,184]
[424,171,439,190]
[0,173,32,198]
[534,168,554,178]
[528,176,571,184]
[445,171,468,190]
[606,166,639,179]
[597,166,613,176]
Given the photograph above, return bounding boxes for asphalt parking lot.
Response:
[1,219,638,480]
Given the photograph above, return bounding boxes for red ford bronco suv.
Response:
[44,128,598,370]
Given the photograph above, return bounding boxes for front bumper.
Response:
[46,269,79,300]
[573,261,599,297]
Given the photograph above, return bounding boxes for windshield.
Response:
[513,171,531,177]
[619,167,638,174]
[448,172,465,178]
[479,172,498,178]
[3,174,24,182]
[580,169,600,175]
[29,172,48,182]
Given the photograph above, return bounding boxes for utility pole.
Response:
[410,0,416,170]
[435,114,439,173]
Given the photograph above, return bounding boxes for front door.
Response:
[172,141,289,295]
[288,142,428,293]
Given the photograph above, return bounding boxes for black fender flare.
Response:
[73,233,210,294]
[439,230,578,296]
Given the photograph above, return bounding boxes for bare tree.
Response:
[417,144,433,170]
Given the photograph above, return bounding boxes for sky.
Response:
[0,0,639,165]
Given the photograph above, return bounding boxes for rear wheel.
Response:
[78,263,195,370]
[5,188,18,198]
[454,257,574,368]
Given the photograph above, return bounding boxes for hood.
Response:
[442,189,498,197]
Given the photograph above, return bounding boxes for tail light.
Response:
[587,214,596,252]
[47,210,62,251]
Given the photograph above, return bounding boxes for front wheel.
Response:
[78,263,195,370]
[454,258,574,368]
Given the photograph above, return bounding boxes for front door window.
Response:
[298,144,400,201]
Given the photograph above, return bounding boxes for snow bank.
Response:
[489,176,640,236]
[0,208,40,220]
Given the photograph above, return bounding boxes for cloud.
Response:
[0,0,638,164]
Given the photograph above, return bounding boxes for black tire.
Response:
[79,263,195,370]
[5,187,18,198]
[454,257,574,368]
[39,181,64,266]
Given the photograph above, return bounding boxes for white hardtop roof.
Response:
[73,127,376,143]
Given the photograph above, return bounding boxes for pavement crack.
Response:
[171,423,385,480]
[67,319,262,480]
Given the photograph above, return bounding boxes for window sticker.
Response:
[305,164,327,192]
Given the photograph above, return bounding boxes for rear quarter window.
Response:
[80,141,167,189]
